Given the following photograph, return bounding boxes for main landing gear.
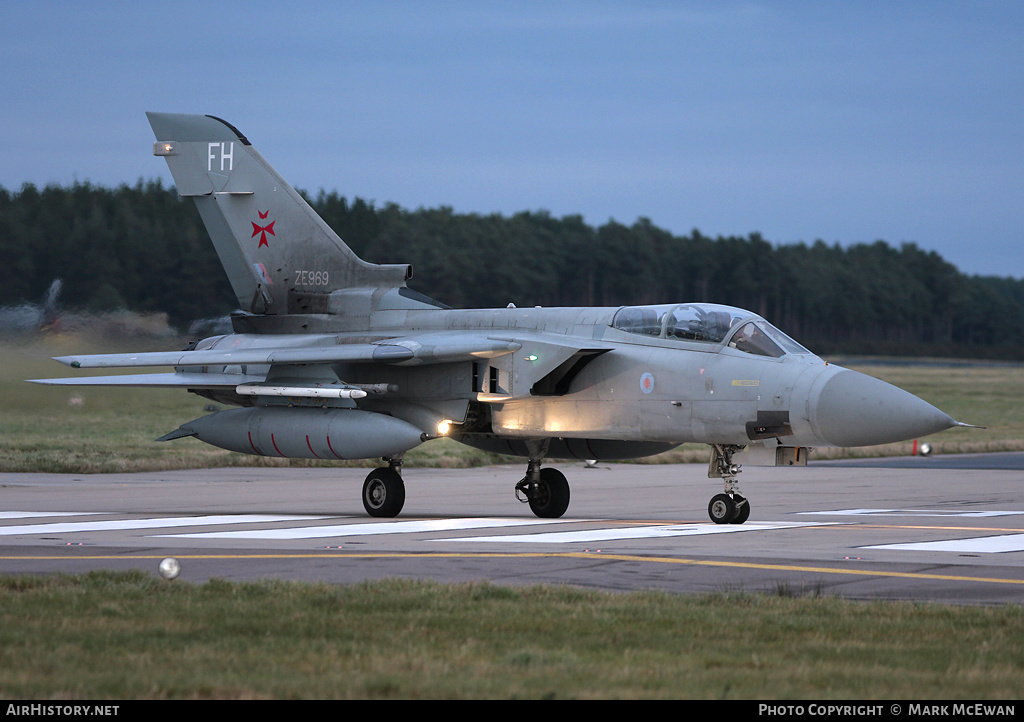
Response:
[362,456,406,517]
[514,440,571,518]
[515,461,571,518]
[707,444,750,524]
[361,446,574,520]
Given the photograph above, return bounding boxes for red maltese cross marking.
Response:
[251,211,275,248]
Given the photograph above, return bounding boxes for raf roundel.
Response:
[640,372,655,394]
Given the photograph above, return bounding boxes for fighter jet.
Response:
[31,113,967,523]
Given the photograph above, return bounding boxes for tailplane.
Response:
[147,112,412,316]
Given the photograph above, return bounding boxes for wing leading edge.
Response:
[28,372,266,388]
[47,333,522,370]
[30,333,524,388]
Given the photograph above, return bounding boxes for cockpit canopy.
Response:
[611,303,810,358]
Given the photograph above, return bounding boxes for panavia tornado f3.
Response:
[32,113,972,523]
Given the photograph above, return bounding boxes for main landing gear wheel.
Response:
[517,467,571,518]
[362,467,405,518]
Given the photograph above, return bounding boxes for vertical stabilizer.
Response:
[147,112,410,316]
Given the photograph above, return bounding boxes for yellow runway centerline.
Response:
[2,551,1023,586]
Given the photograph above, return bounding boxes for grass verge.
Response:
[1,572,1022,699]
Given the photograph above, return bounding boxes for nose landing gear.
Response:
[707,444,750,524]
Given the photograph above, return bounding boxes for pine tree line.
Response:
[1,182,1021,359]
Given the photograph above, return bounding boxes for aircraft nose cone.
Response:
[814,369,956,447]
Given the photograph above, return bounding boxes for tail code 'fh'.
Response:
[147,112,411,316]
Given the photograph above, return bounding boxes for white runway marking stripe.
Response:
[864,534,1024,554]
[802,508,1024,518]
[0,515,328,536]
[0,511,107,519]
[441,521,836,543]
[159,517,573,540]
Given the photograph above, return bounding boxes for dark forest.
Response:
[2,181,1021,359]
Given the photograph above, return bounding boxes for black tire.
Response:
[362,467,405,518]
[528,468,571,518]
[730,494,750,524]
[708,493,737,524]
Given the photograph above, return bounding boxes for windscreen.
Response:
[728,321,810,357]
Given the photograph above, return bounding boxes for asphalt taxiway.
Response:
[1,452,1023,604]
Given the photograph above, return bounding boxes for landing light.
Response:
[437,420,452,436]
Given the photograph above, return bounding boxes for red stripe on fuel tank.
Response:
[326,436,345,460]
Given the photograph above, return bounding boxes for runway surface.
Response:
[1,452,1023,604]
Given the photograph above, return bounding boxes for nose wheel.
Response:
[708,493,750,524]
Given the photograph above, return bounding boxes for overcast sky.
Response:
[3,1,1021,278]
